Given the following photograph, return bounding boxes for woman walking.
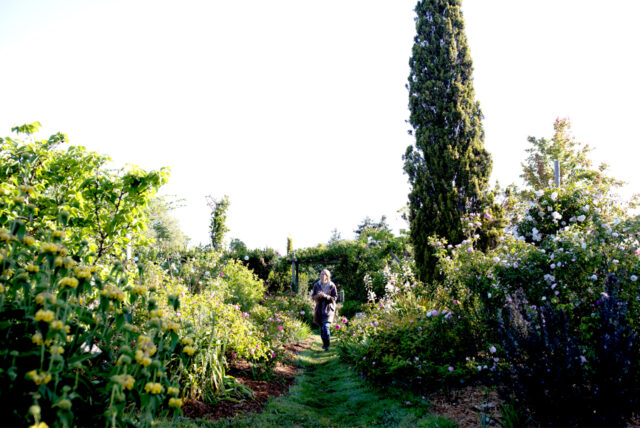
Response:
[312,269,337,351]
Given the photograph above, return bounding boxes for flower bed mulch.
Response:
[430,386,640,427]
[430,386,504,427]
[181,338,313,421]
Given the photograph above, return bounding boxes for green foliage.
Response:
[0,179,189,427]
[142,196,189,259]
[220,259,265,311]
[520,118,622,191]
[430,183,640,424]
[295,227,410,304]
[0,124,168,263]
[338,300,363,319]
[403,0,495,284]
[206,195,230,250]
[0,124,312,427]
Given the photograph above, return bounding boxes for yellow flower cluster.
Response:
[112,374,135,390]
[131,285,147,295]
[149,309,163,318]
[134,350,152,367]
[182,346,196,356]
[50,320,65,330]
[35,292,56,305]
[164,321,180,333]
[0,231,13,242]
[51,230,64,239]
[26,264,40,273]
[60,277,78,289]
[124,324,140,334]
[50,345,64,355]
[144,382,164,394]
[28,422,48,428]
[135,335,156,367]
[27,370,52,385]
[74,266,91,279]
[167,386,180,396]
[0,284,4,293]
[168,397,183,408]
[102,285,125,302]
[136,335,157,355]
[19,184,35,195]
[40,242,58,254]
[22,235,36,246]
[32,332,43,345]
[13,195,25,204]
[35,309,55,323]
[181,337,194,346]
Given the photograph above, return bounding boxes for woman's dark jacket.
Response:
[312,280,337,324]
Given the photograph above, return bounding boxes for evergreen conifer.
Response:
[403,0,493,283]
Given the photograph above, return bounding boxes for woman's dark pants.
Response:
[320,322,331,350]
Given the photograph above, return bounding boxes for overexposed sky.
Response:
[1,1,639,253]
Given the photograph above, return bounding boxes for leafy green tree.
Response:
[521,117,623,191]
[229,238,248,258]
[328,228,343,246]
[206,195,229,250]
[354,216,390,239]
[0,123,168,262]
[403,0,493,284]
[143,196,188,258]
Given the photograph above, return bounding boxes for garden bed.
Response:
[181,338,313,420]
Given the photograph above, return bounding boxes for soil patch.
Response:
[181,337,313,421]
[430,385,504,427]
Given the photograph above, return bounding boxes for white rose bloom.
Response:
[552,211,562,220]
[630,275,637,282]
[551,192,558,201]
[535,190,544,197]
[577,215,586,222]
[582,205,590,212]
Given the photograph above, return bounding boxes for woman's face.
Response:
[320,272,328,284]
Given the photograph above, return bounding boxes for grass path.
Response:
[185,334,455,428]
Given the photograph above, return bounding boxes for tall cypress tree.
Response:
[403,0,492,283]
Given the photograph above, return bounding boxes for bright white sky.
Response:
[1,1,639,254]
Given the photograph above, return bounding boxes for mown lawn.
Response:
[159,334,455,428]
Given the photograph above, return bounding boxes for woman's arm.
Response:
[311,282,325,302]
[324,284,337,304]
